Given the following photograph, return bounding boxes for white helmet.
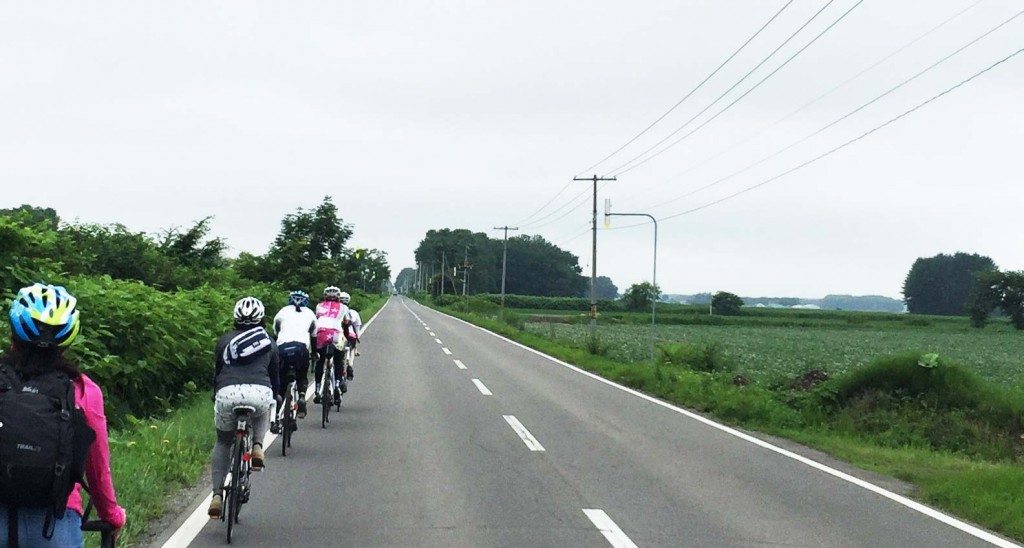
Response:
[339,291,351,304]
[233,296,265,326]
[323,286,341,301]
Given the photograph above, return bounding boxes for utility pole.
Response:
[492,226,519,309]
[573,174,616,339]
[440,252,446,297]
[461,246,473,311]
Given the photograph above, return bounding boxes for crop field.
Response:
[524,321,1024,387]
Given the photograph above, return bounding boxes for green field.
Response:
[525,321,1024,388]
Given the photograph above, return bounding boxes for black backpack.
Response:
[0,364,95,544]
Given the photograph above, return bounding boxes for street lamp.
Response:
[605,202,658,364]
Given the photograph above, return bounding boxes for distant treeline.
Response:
[663,293,905,313]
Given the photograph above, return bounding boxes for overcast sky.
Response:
[2,1,1021,299]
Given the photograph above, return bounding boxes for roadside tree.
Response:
[712,291,744,316]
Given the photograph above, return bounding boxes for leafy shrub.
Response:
[501,311,527,331]
[62,275,278,425]
[817,352,1024,459]
[657,342,732,373]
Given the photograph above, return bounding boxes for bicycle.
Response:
[277,377,299,457]
[221,405,255,544]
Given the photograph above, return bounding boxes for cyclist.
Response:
[340,304,362,381]
[272,290,316,420]
[313,286,347,403]
[208,297,279,519]
[0,283,126,546]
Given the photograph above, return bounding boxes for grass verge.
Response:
[421,299,1024,542]
[86,395,212,548]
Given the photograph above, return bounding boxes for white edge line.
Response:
[161,298,391,548]
[411,300,1020,548]
[583,509,638,548]
[471,378,493,396]
[503,414,545,452]
[453,359,467,370]
[442,347,452,355]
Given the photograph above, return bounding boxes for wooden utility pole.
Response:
[493,226,519,309]
[572,175,616,339]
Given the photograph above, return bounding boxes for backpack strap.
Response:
[8,506,18,548]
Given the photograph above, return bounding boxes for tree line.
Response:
[902,251,1024,328]
[398,228,619,299]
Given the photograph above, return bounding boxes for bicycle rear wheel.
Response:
[321,385,330,428]
[282,390,292,457]
[226,434,242,543]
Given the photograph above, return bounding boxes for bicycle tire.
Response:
[322,358,332,428]
[282,390,292,457]
[226,433,242,543]
[321,384,330,428]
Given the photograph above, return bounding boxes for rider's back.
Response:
[273,306,316,347]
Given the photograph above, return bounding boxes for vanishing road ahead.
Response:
[166,296,1015,547]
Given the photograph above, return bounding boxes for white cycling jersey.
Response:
[344,308,362,339]
[273,305,317,349]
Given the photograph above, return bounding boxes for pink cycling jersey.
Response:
[314,301,348,348]
[66,374,127,528]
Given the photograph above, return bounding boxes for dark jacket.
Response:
[213,326,281,397]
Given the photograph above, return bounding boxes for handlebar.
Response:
[82,519,116,548]
[81,520,113,533]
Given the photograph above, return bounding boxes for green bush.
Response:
[657,342,732,373]
[816,353,1024,459]
[61,275,281,426]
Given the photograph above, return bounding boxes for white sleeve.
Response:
[273,309,284,335]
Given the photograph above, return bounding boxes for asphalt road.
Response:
[178,296,1015,547]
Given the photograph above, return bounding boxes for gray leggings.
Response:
[212,384,273,492]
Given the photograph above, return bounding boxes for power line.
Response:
[629,5,1023,215]
[609,0,865,177]
[600,0,843,177]
[574,0,796,177]
[519,186,592,229]
[658,44,1024,223]
[521,181,617,230]
[511,180,574,226]
[615,0,985,213]
[553,226,592,247]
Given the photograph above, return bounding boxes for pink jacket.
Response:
[66,374,127,529]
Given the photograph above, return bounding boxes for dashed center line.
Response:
[583,509,637,548]
[503,415,545,451]
[453,359,467,370]
[442,347,453,355]
[471,379,492,395]
[429,332,436,336]
[435,338,443,344]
